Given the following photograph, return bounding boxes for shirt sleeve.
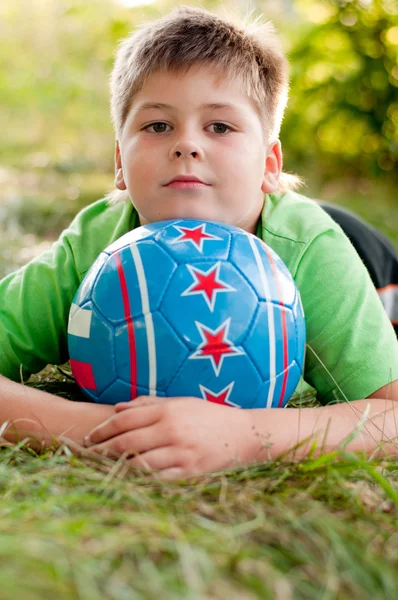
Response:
[295,227,398,404]
[0,199,137,382]
[0,234,81,381]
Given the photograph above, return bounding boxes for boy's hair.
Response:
[107,4,302,204]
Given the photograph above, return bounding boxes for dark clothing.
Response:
[319,201,398,336]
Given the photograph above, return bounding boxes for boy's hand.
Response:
[83,396,254,480]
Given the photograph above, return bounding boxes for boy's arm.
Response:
[291,225,398,403]
[0,375,114,452]
[78,384,398,481]
[246,380,398,462]
[0,199,136,383]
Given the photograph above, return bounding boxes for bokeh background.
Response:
[0,0,397,277]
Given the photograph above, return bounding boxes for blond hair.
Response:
[107,4,302,204]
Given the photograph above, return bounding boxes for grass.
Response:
[0,366,397,599]
[1,433,397,599]
[0,173,397,598]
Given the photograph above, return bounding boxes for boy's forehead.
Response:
[142,63,241,86]
[131,66,254,112]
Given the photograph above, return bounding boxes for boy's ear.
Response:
[115,140,127,190]
[261,140,282,194]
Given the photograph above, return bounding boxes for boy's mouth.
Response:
[165,174,209,185]
[165,181,209,190]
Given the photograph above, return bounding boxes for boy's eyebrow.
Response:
[134,102,241,114]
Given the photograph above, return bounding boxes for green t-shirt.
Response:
[0,191,397,404]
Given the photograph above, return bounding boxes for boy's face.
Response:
[115,64,282,234]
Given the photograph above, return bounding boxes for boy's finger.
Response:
[114,396,167,412]
[85,401,163,445]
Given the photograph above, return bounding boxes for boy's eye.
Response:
[210,123,231,134]
[144,122,170,133]
[143,122,232,134]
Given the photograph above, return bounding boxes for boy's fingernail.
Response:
[84,436,91,447]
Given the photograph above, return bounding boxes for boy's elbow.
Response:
[366,379,398,402]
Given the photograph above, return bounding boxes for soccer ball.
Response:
[67,219,306,409]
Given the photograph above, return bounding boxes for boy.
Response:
[0,6,397,481]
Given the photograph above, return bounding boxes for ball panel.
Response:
[252,361,303,408]
[273,305,299,374]
[244,301,298,381]
[157,220,231,262]
[258,240,297,309]
[92,242,176,324]
[104,224,157,256]
[69,359,97,390]
[161,261,258,348]
[114,312,189,393]
[283,361,304,406]
[130,240,177,310]
[229,234,296,307]
[68,303,93,339]
[77,387,101,403]
[166,348,262,408]
[74,252,108,307]
[293,290,306,371]
[98,379,131,404]
[91,254,131,323]
[98,381,167,404]
[68,303,117,397]
[151,313,190,391]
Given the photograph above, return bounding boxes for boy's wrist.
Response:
[54,400,115,452]
[0,377,115,452]
[245,406,313,463]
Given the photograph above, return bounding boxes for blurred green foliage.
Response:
[0,0,130,170]
[281,0,398,184]
[0,0,396,253]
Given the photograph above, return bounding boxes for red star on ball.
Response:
[182,262,236,311]
[189,318,243,376]
[199,382,240,407]
[172,224,222,253]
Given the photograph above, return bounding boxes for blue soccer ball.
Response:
[67,219,306,408]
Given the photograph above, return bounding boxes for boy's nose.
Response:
[169,140,203,160]
[176,150,197,158]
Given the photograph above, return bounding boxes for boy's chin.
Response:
[149,209,224,224]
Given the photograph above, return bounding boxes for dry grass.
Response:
[0,365,397,599]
